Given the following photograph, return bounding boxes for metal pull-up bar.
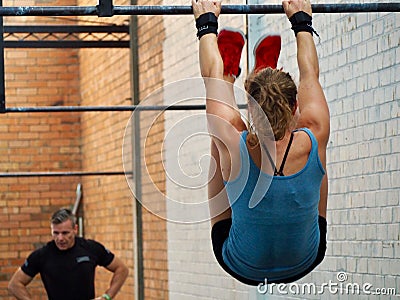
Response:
[0,3,398,17]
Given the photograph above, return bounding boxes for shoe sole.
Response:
[218,27,246,42]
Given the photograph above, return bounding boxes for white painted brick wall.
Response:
[163,0,251,298]
[161,0,400,298]
[247,5,400,300]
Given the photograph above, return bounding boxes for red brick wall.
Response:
[78,44,134,300]
[76,0,135,293]
[2,0,168,298]
[0,1,82,298]
[135,2,168,297]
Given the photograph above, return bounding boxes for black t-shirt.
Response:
[21,237,115,300]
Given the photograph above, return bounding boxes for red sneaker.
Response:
[253,35,281,72]
[217,28,246,77]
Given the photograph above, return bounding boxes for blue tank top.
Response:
[223,128,325,282]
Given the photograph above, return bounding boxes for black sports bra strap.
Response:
[264,144,278,176]
[276,132,294,176]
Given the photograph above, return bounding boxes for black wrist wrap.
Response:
[289,11,319,37]
[196,12,218,40]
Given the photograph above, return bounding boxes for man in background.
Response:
[8,208,128,300]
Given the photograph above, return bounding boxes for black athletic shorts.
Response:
[211,216,327,286]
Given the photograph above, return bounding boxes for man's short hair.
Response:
[51,208,76,226]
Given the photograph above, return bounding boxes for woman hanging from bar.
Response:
[192,0,330,285]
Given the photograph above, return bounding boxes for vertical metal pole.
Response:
[129,5,144,300]
[0,0,5,113]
